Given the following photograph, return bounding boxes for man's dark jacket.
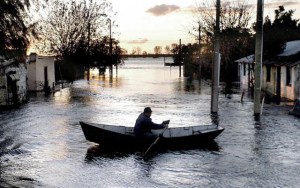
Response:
[134,113,164,137]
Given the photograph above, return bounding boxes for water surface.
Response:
[1,57,299,187]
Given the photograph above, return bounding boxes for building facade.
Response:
[262,61,300,101]
[27,53,55,92]
[236,40,300,101]
[236,55,254,91]
[0,58,27,107]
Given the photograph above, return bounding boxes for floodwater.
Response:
[0,57,299,188]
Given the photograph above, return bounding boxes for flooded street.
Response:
[0,57,299,188]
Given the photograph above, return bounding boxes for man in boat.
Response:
[134,107,168,138]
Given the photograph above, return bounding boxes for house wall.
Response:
[262,65,276,96]
[27,60,36,91]
[27,56,55,91]
[280,66,295,100]
[6,64,27,103]
[0,68,7,106]
[238,63,250,90]
[243,63,298,101]
[262,65,298,101]
[0,63,27,106]
[295,65,300,99]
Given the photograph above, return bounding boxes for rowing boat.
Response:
[80,121,224,149]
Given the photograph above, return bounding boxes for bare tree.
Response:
[165,45,171,54]
[154,46,162,55]
[35,0,114,57]
[194,0,253,35]
[131,49,136,55]
[171,43,178,50]
[192,0,255,83]
[136,47,142,55]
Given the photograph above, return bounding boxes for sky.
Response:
[109,0,300,54]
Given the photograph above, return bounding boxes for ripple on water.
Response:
[1,58,300,187]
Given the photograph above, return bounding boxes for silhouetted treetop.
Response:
[0,0,46,58]
[262,6,300,59]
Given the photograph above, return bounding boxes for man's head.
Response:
[144,107,152,117]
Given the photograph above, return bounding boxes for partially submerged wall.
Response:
[0,63,27,107]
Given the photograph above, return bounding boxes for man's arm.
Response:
[149,120,166,129]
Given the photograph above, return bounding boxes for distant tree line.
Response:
[129,45,172,56]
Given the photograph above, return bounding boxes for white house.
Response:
[236,40,300,101]
[0,58,27,107]
[27,53,55,92]
[236,55,254,90]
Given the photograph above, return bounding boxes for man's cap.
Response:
[144,107,152,113]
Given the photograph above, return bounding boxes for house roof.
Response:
[278,40,300,57]
[264,60,300,67]
[235,40,300,65]
[0,58,17,69]
[234,55,254,64]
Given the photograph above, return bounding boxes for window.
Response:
[286,66,291,86]
[243,64,246,76]
[266,65,271,82]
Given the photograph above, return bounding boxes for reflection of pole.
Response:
[198,23,202,81]
[254,0,264,118]
[211,113,219,126]
[115,44,118,76]
[109,19,113,76]
[179,39,181,77]
[211,0,221,114]
[87,22,91,81]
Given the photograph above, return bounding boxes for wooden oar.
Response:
[143,126,168,158]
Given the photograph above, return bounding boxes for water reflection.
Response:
[53,88,71,105]
[1,57,299,187]
[84,140,221,162]
[86,73,121,88]
[53,74,122,107]
[250,127,284,187]
[134,156,155,178]
[211,113,219,126]
[85,145,133,161]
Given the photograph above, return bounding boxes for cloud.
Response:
[181,5,196,14]
[127,38,148,44]
[265,1,299,8]
[146,4,180,16]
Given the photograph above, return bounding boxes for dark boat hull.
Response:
[80,121,224,149]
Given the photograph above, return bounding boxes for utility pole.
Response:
[179,39,182,77]
[198,23,202,81]
[211,0,221,114]
[109,18,113,76]
[115,43,118,76]
[254,0,264,118]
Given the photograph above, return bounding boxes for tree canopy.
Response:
[33,0,124,69]
[0,0,40,58]
[262,6,300,58]
[193,0,255,83]
[35,0,113,56]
